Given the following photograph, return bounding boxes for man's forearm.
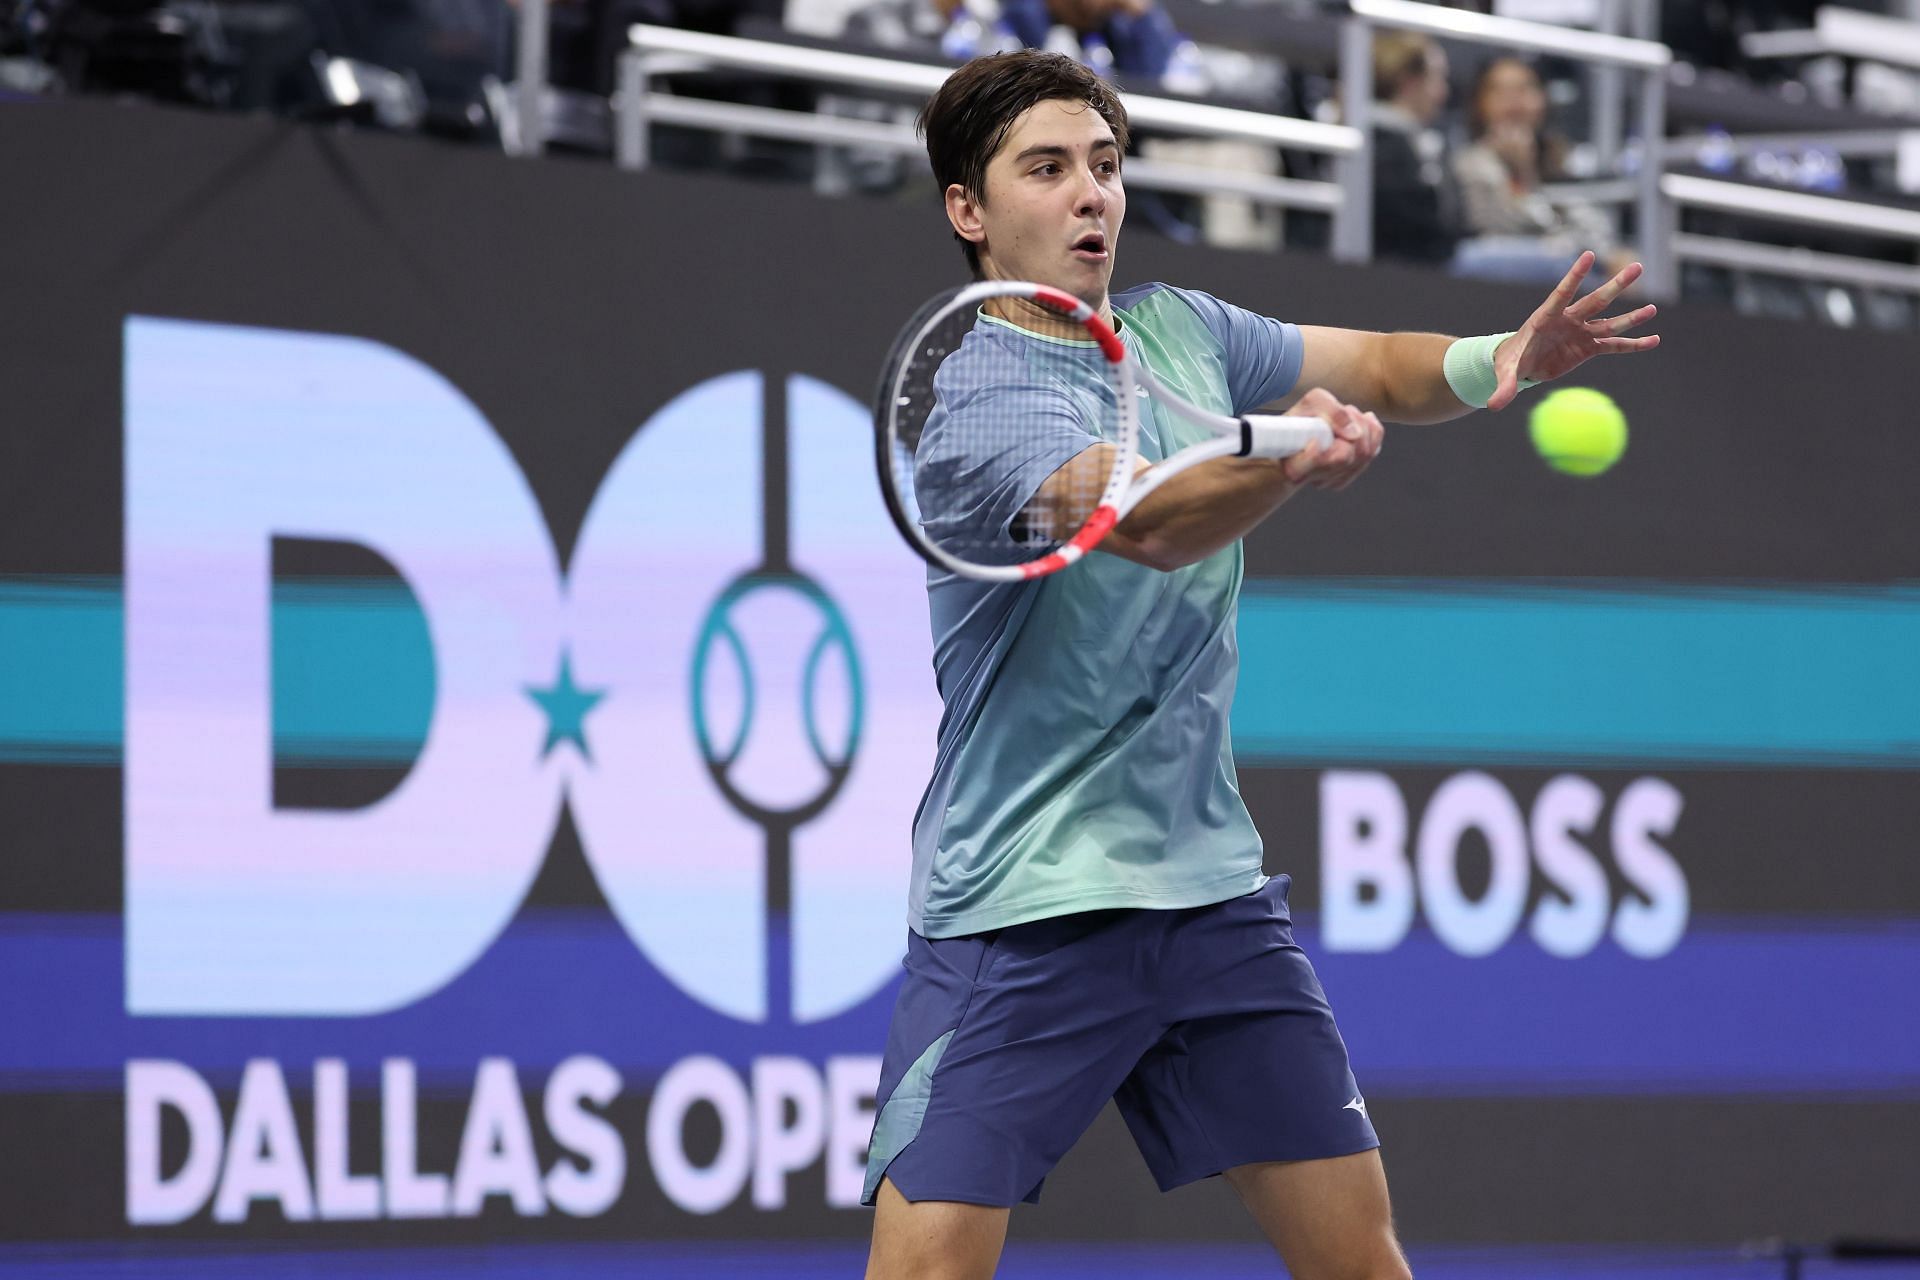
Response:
[1101,456,1297,571]
[1366,332,1479,424]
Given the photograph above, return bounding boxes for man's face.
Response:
[949,98,1126,308]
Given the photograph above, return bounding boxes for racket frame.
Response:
[877,279,1329,583]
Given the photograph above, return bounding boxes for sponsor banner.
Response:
[2,100,1916,1248]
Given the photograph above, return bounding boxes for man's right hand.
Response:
[1279,388,1384,492]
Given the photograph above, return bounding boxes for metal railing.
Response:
[1662,174,1920,294]
[512,0,550,156]
[492,0,1920,312]
[1329,1,1920,303]
[1583,140,1920,298]
[1664,129,1919,164]
[1741,5,1920,71]
[614,24,1365,233]
[1339,0,1673,290]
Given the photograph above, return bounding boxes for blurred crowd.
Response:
[6,0,1920,317]
[1362,31,1632,282]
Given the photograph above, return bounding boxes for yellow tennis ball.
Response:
[1528,387,1627,476]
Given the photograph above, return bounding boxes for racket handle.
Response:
[1238,414,1333,459]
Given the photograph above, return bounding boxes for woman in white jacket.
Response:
[1452,56,1625,280]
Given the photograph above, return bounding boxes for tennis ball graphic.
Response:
[1528,387,1627,477]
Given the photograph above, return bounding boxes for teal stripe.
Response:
[0,579,121,764]
[6,576,1917,769]
[1234,579,1920,767]
[270,580,435,766]
[0,577,432,766]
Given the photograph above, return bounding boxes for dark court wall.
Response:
[2,99,1915,1254]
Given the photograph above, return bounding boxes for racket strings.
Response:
[886,301,1122,572]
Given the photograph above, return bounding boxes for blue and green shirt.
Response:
[909,282,1305,937]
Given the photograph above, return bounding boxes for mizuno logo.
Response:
[1343,1096,1368,1119]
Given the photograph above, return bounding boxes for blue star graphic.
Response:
[525,651,607,763]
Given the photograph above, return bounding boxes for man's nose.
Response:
[1075,168,1107,217]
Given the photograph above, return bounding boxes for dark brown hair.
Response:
[1467,56,1571,182]
[918,51,1131,275]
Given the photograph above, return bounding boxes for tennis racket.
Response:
[875,280,1331,583]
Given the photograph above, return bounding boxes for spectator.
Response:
[1369,31,1464,265]
[1452,56,1619,265]
[996,0,1202,89]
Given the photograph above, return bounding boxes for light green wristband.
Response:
[1443,332,1537,408]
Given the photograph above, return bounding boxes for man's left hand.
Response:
[1487,252,1660,411]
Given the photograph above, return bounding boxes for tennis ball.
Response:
[1528,387,1627,477]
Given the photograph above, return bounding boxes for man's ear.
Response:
[945,183,987,249]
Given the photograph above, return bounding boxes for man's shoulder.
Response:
[1113,283,1262,355]
[1113,281,1202,313]
[1114,282,1256,330]
[932,324,1086,416]
[935,322,1038,388]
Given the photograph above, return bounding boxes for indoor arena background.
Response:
[2,98,1917,1276]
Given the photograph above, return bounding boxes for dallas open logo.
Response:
[121,318,936,1224]
[113,317,1690,1228]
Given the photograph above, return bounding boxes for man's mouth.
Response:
[1070,232,1108,261]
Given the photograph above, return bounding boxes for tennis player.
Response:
[864,51,1658,1280]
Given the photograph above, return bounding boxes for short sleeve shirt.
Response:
[908,282,1305,938]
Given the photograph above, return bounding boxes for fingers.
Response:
[1567,258,1644,319]
[1359,409,1384,458]
[1282,387,1349,471]
[1482,328,1524,412]
[1541,250,1596,313]
[1485,370,1518,412]
[1593,334,1660,354]
[1589,302,1657,337]
[1281,395,1382,489]
[1517,277,1656,385]
[1327,409,1384,490]
[1282,437,1331,484]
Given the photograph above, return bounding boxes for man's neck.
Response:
[982,287,1116,338]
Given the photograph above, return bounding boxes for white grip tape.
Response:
[1239,414,1333,459]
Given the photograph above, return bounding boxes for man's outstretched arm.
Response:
[1294,252,1661,424]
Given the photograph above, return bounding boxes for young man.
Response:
[864,52,1658,1280]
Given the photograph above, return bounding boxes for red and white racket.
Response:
[875,280,1329,583]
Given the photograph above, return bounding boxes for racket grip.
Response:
[1238,414,1333,459]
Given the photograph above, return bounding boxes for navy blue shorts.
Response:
[861,876,1379,1207]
